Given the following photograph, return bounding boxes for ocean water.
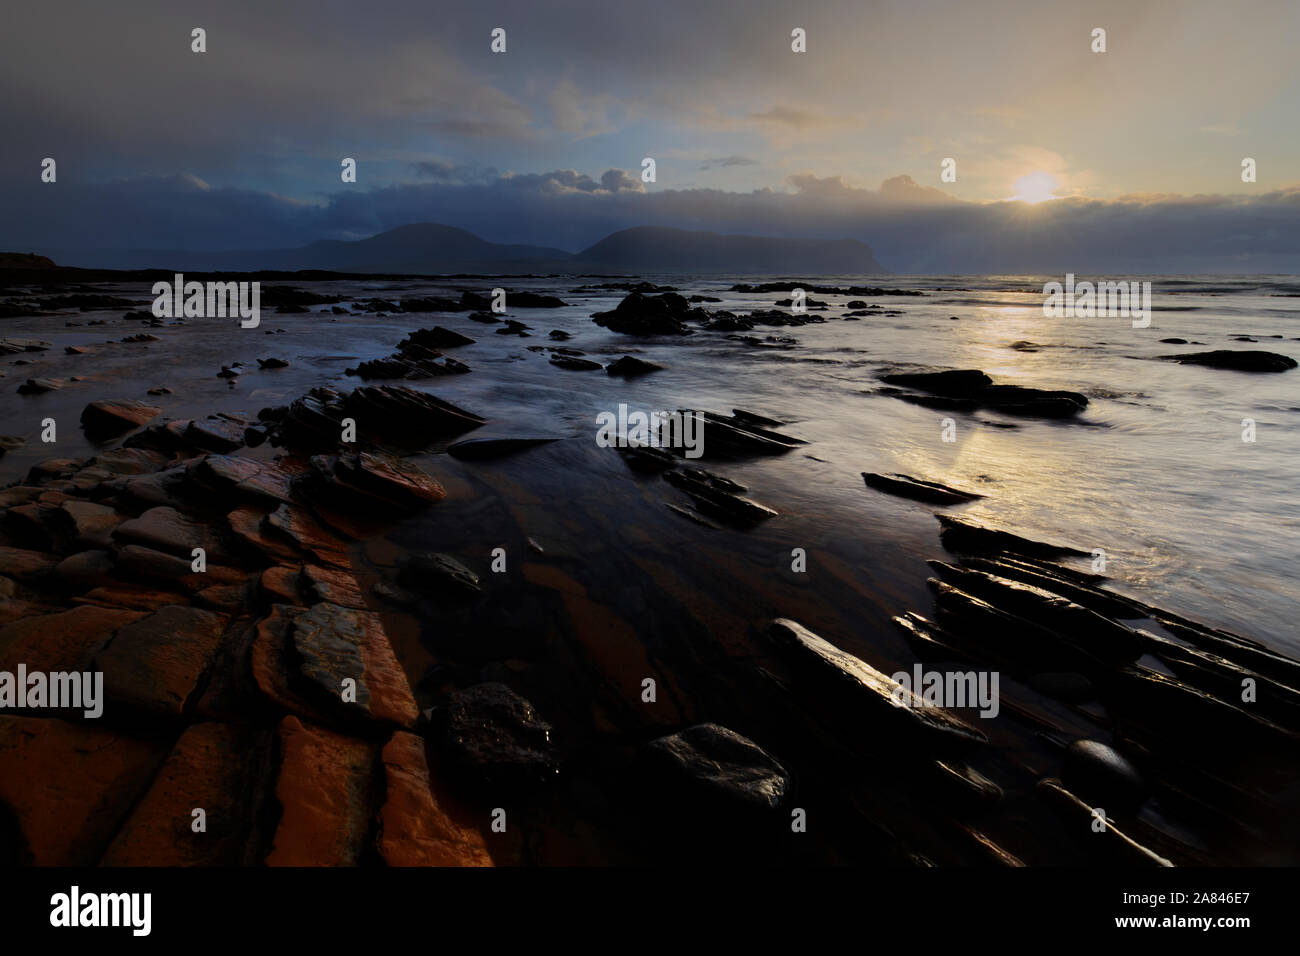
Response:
[2,273,1297,661]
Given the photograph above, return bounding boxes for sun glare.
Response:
[1011,171,1059,204]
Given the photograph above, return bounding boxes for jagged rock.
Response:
[377,731,494,867]
[605,355,664,376]
[937,515,1090,559]
[509,291,566,308]
[316,451,446,512]
[397,552,480,598]
[120,333,161,343]
[591,292,701,335]
[264,503,349,569]
[663,468,775,526]
[95,604,229,715]
[881,368,1089,418]
[863,472,984,505]
[265,716,378,866]
[1037,777,1171,865]
[341,384,487,448]
[642,723,789,810]
[548,329,572,340]
[1160,350,1297,372]
[257,357,289,369]
[439,682,558,792]
[80,399,162,439]
[768,618,987,750]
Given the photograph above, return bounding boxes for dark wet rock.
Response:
[548,329,572,340]
[605,355,664,376]
[744,308,823,327]
[704,313,755,331]
[863,472,984,505]
[438,682,558,791]
[261,286,345,308]
[927,561,1142,663]
[549,354,603,371]
[494,319,532,336]
[507,291,566,308]
[730,408,785,429]
[665,502,719,529]
[1159,337,1188,344]
[49,549,116,590]
[334,385,485,449]
[957,555,1145,620]
[468,311,501,323]
[617,444,679,473]
[642,723,789,810]
[768,618,987,750]
[0,435,23,457]
[401,326,475,349]
[146,385,172,395]
[931,759,1003,807]
[64,345,86,355]
[881,368,1088,418]
[937,514,1090,559]
[1062,739,1146,810]
[397,552,481,598]
[308,451,446,514]
[663,468,775,526]
[16,377,61,394]
[773,297,828,308]
[591,291,701,336]
[120,333,161,343]
[446,437,561,461]
[257,357,289,369]
[216,366,239,379]
[1160,349,1296,372]
[80,399,162,439]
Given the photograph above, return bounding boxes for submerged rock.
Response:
[641,723,789,810]
[881,368,1089,418]
[549,354,603,371]
[591,291,702,335]
[439,682,558,792]
[397,552,481,598]
[605,355,664,376]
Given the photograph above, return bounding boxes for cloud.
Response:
[700,156,759,170]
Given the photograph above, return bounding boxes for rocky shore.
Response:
[1,278,1298,867]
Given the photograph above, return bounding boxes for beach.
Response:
[0,269,1298,866]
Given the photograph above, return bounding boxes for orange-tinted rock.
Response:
[0,716,170,865]
[264,504,350,569]
[58,499,123,549]
[114,544,246,593]
[113,506,206,556]
[229,505,303,563]
[50,549,116,591]
[73,585,181,612]
[95,604,229,716]
[101,722,271,866]
[302,563,365,608]
[260,565,302,605]
[377,731,493,867]
[0,604,145,672]
[265,716,377,866]
[81,399,161,439]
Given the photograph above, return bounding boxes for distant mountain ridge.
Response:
[41,223,889,275]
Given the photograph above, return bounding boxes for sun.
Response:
[1010,171,1060,203]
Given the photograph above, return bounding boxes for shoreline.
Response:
[0,276,1298,866]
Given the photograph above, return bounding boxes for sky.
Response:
[2,0,1299,272]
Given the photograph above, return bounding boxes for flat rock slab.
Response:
[266,715,378,866]
[0,716,170,865]
[96,604,228,716]
[377,731,493,867]
[0,604,145,673]
[289,602,418,728]
[768,617,988,750]
[113,505,206,557]
[101,722,271,865]
[80,399,162,439]
[642,723,790,810]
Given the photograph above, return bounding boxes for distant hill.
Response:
[574,226,887,274]
[41,223,890,275]
[0,253,57,269]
